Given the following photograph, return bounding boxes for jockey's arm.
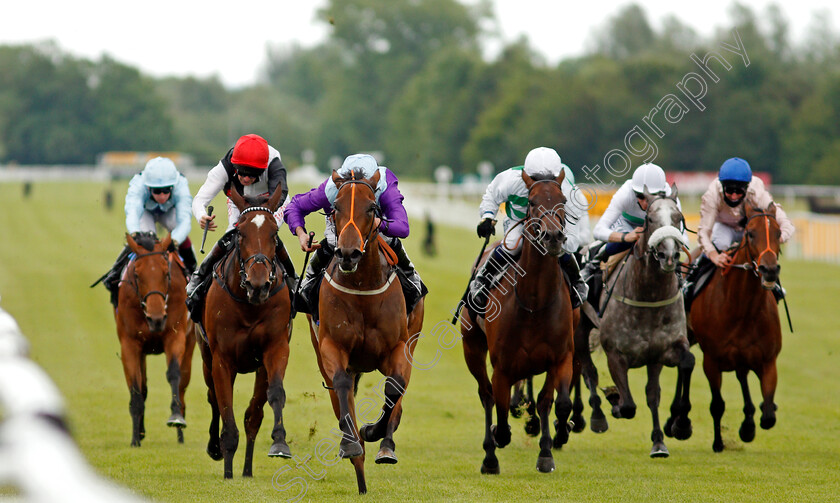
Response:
[192,163,227,231]
[378,170,410,238]
[171,175,193,244]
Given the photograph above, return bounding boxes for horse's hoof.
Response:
[650,443,670,458]
[339,441,363,459]
[207,444,223,461]
[131,439,141,447]
[590,415,609,433]
[570,416,586,433]
[268,441,292,458]
[480,460,500,475]
[672,421,693,441]
[536,456,555,473]
[167,414,187,428]
[510,406,523,419]
[760,416,776,430]
[524,416,540,437]
[712,440,724,453]
[375,447,398,464]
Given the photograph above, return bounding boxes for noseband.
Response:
[334,179,381,254]
[723,212,778,277]
[129,249,171,311]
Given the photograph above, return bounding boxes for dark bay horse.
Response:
[306,169,425,495]
[115,232,195,446]
[461,170,577,474]
[198,185,293,478]
[689,203,783,452]
[596,187,695,457]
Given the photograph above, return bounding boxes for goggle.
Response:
[723,185,747,196]
[634,191,663,200]
[236,168,262,179]
[151,186,172,195]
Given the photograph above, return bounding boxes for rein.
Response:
[722,212,778,277]
[127,249,171,309]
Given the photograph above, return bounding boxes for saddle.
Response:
[682,256,717,313]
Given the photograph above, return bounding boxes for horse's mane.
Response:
[529,172,557,182]
[244,194,269,207]
[134,233,157,251]
[336,168,368,184]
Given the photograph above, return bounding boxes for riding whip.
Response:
[200,205,214,254]
[451,233,492,325]
[292,231,316,319]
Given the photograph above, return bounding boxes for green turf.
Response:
[1,181,839,502]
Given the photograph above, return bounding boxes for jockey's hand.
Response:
[624,226,645,242]
[477,218,496,238]
[296,227,320,252]
[709,250,732,268]
[200,214,217,232]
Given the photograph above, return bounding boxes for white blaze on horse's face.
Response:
[647,198,683,273]
[251,214,266,229]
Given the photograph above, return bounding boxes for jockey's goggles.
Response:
[723,183,747,196]
[151,186,172,195]
[634,191,663,200]
[236,167,263,179]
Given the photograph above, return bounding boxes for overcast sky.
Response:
[2,1,837,88]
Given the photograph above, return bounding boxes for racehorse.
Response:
[688,202,783,452]
[198,185,293,478]
[596,187,695,457]
[306,169,425,495]
[460,169,577,474]
[115,232,195,446]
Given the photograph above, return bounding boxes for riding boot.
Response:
[275,239,298,292]
[179,243,198,277]
[468,246,514,314]
[103,245,132,307]
[388,238,427,296]
[186,230,235,300]
[560,254,587,309]
[580,243,606,283]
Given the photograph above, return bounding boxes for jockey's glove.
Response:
[477,218,496,238]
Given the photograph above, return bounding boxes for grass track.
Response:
[1,181,839,502]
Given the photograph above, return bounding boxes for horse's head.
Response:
[126,232,172,332]
[332,169,381,274]
[641,184,685,273]
[229,185,284,304]
[522,169,567,257]
[744,202,782,289]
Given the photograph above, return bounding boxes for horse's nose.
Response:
[758,264,780,281]
[544,228,564,244]
[146,314,167,333]
[336,247,363,264]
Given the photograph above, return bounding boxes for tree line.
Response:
[1,1,839,184]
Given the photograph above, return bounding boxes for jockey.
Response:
[98,157,194,307]
[285,153,427,316]
[186,134,297,307]
[469,147,589,311]
[690,157,794,300]
[581,162,686,281]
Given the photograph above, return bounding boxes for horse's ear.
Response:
[229,184,246,212]
[643,186,653,202]
[555,169,566,186]
[521,169,535,188]
[331,170,342,187]
[766,201,777,215]
[267,182,284,212]
[745,203,759,218]
[369,169,381,187]
[669,183,678,201]
[160,233,172,251]
[126,232,141,254]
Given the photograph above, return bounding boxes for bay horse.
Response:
[689,203,783,452]
[596,187,694,457]
[306,169,425,495]
[115,231,195,446]
[198,185,293,479]
[460,169,577,474]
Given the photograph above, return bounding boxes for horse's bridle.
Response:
[128,249,171,311]
[333,179,381,254]
[235,206,279,290]
[722,212,779,277]
[634,196,689,261]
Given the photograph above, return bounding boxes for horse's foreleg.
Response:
[491,372,513,449]
[163,333,187,430]
[758,362,778,431]
[200,347,222,461]
[604,350,635,419]
[577,318,607,432]
[243,367,268,477]
[119,337,144,447]
[177,326,196,444]
[211,357,238,479]
[523,377,540,437]
[646,364,668,458]
[552,355,574,450]
[703,357,726,452]
[535,377,556,473]
[461,329,497,474]
[665,345,694,441]
[736,368,757,443]
[361,341,411,463]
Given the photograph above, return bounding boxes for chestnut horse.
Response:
[307,169,425,495]
[198,185,293,478]
[689,203,783,452]
[461,170,577,474]
[596,188,694,458]
[115,232,195,446]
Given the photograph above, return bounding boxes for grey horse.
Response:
[597,186,695,457]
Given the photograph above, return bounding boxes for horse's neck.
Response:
[625,252,678,300]
[717,248,766,310]
[517,242,561,297]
